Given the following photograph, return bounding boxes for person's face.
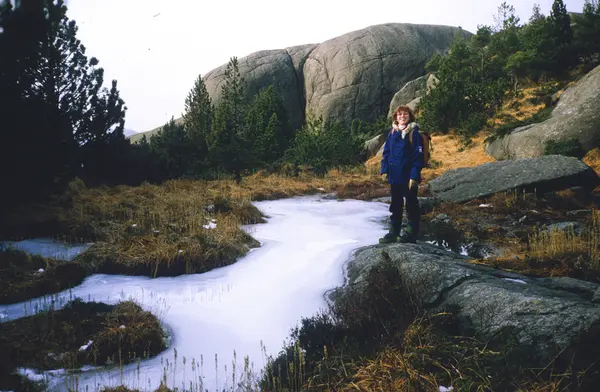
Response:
[396,111,410,126]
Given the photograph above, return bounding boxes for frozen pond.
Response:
[0,195,389,391]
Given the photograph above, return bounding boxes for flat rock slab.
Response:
[427,155,600,203]
[345,242,600,367]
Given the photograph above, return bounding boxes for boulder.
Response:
[387,74,438,118]
[364,133,387,158]
[345,242,600,367]
[427,155,600,203]
[486,64,600,160]
[405,97,421,112]
[304,24,465,124]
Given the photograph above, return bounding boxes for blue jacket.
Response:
[380,122,424,185]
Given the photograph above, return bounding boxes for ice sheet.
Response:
[0,238,92,261]
[0,195,389,391]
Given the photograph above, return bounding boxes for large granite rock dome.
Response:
[302,24,467,123]
[138,23,468,139]
[202,23,467,130]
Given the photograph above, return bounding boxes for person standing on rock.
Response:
[379,105,424,244]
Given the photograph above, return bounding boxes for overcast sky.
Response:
[63,0,587,133]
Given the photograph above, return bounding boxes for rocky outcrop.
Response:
[486,64,600,160]
[345,242,600,367]
[428,155,600,203]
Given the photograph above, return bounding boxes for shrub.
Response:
[544,137,586,158]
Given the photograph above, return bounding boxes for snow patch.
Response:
[79,340,93,351]
[202,221,217,229]
[503,278,527,284]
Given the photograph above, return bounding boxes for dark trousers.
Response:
[390,183,420,236]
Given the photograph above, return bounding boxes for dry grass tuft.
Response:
[525,210,600,279]
[0,299,166,374]
[91,300,166,366]
[584,147,600,176]
[340,313,499,392]
[53,179,266,276]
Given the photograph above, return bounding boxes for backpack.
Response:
[408,129,433,167]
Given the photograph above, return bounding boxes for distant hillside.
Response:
[123,128,138,138]
[127,118,184,143]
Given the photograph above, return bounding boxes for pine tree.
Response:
[0,0,129,205]
[183,74,212,171]
[260,113,281,163]
[0,0,69,205]
[243,85,292,167]
[150,118,192,179]
[493,1,521,32]
[489,1,522,69]
[550,0,573,46]
[420,31,506,135]
[220,56,246,131]
[519,4,552,80]
[548,0,575,72]
[573,0,600,65]
[208,57,249,181]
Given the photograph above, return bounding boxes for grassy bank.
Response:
[0,299,167,392]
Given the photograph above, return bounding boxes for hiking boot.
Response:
[379,219,402,244]
[397,234,417,244]
[398,223,417,244]
[379,232,398,244]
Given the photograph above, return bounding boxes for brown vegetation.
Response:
[0,250,88,304]
[260,262,597,392]
[0,299,166,391]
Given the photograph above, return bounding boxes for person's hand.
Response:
[409,179,418,190]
